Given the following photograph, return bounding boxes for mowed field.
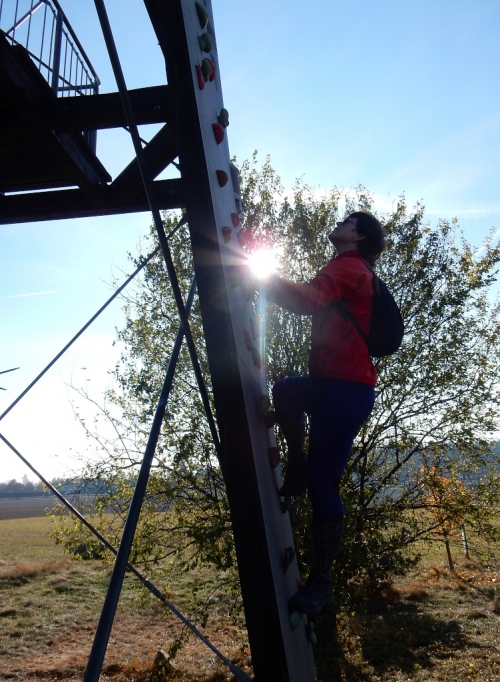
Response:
[1,502,500,681]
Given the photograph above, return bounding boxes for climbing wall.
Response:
[146,0,317,680]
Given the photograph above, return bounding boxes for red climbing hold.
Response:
[221,226,232,243]
[231,212,240,228]
[268,447,280,470]
[281,549,291,575]
[216,170,228,187]
[212,123,224,144]
[195,65,205,90]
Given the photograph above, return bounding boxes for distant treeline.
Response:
[0,476,108,498]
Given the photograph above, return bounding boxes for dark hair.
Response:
[350,211,386,266]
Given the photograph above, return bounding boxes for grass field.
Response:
[1,513,500,681]
[0,515,251,681]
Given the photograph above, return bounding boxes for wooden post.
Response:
[144,0,316,679]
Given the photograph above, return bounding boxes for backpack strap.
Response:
[335,300,368,342]
[320,296,368,341]
[320,262,375,342]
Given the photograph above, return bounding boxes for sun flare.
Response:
[247,247,280,279]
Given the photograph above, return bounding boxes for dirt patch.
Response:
[0,498,58,521]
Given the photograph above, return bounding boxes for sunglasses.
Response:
[340,216,356,227]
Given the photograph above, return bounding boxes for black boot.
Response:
[279,420,307,496]
[290,515,344,615]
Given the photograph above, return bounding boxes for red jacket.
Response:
[267,250,377,386]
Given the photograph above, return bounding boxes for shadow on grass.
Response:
[314,595,467,682]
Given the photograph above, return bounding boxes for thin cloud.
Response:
[477,229,500,255]
[4,290,59,299]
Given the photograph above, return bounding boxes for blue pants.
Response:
[272,377,375,517]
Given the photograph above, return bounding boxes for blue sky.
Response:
[1,0,500,481]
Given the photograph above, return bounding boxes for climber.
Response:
[265,211,386,615]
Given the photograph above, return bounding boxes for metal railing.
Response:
[0,0,100,149]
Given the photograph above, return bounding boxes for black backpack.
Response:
[336,272,404,358]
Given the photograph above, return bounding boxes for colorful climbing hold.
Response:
[198,32,213,53]
[194,1,209,28]
[221,226,232,243]
[268,447,280,469]
[237,230,246,247]
[231,212,240,228]
[286,546,296,562]
[218,108,229,128]
[216,170,228,187]
[230,162,241,194]
[195,65,205,90]
[289,611,301,629]
[243,280,254,302]
[206,57,216,81]
[249,317,258,340]
[227,266,239,288]
[281,549,291,574]
[244,329,253,351]
[212,123,225,144]
[200,58,211,81]
[251,346,262,368]
[257,393,270,416]
[306,621,317,645]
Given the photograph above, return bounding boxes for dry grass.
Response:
[0,515,251,682]
[313,559,500,682]
[2,515,500,681]
[0,557,71,581]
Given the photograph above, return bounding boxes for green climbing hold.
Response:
[250,317,258,340]
[306,621,317,645]
[244,329,253,351]
[257,393,270,416]
[289,611,301,629]
[251,346,262,368]
[198,32,213,53]
[286,546,296,562]
[195,1,209,28]
[218,108,229,128]
[201,58,211,81]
